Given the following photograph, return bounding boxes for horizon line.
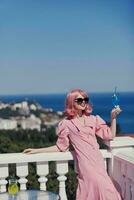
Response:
[0,91,134,96]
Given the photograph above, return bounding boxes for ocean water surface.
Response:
[0,92,134,134]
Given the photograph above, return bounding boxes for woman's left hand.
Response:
[111,106,122,119]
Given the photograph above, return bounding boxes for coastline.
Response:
[0,92,134,134]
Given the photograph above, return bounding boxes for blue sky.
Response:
[0,0,133,94]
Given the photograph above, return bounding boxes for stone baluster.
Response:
[56,160,68,200]
[16,163,28,190]
[36,161,49,191]
[0,164,9,193]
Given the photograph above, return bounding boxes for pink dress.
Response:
[56,115,122,200]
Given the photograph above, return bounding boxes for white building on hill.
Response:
[19,114,41,131]
[0,118,17,130]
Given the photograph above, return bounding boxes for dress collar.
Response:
[71,115,95,132]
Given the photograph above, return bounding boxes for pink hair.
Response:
[64,89,92,119]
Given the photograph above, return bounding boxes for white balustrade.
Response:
[104,136,134,200]
[0,151,74,198]
[0,150,110,199]
[0,136,134,200]
[104,136,134,178]
[113,150,134,200]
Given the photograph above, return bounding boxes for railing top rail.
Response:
[115,150,134,164]
[104,136,134,148]
[0,152,73,164]
[0,149,111,165]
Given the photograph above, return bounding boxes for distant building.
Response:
[11,101,30,115]
[44,119,60,128]
[11,103,22,111]
[0,118,17,130]
[30,104,37,111]
[18,114,41,131]
[57,111,63,116]
[0,100,61,131]
[0,102,9,109]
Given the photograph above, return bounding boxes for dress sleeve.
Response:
[95,115,113,141]
[56,120,70,152]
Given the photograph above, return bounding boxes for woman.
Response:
[24,89,122,200]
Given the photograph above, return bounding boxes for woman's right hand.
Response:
[23,145,60,154]
[111,106,122,120]
[23,148,39,154]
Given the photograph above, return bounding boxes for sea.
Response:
[0,92,134,134]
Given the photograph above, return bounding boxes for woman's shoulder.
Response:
[85,114,103,123]
[86,114,102,119]
[86,114,97,120]
[86,114,106,126]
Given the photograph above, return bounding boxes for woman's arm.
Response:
[23,119,70,154]
[110,106,122,138]
[23,145,60,154]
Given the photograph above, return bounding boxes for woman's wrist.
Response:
[111,116,116,121]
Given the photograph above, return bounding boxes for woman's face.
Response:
[74,94,89,111]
